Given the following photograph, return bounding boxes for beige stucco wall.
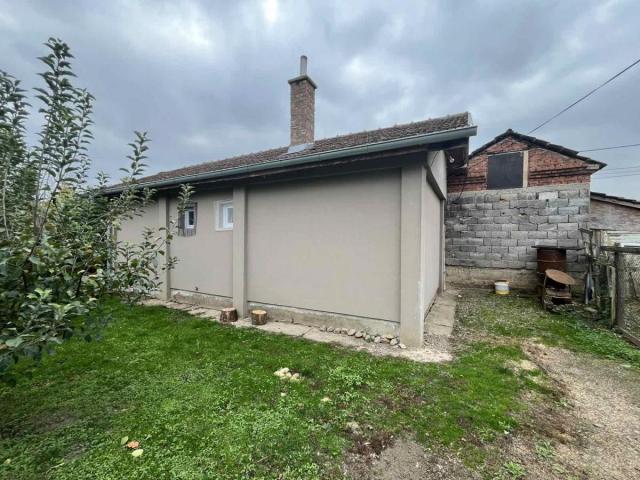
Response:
[118,201,159,244]
[422,152,445,312]
[169,190,233,298]
[246,170,402,325]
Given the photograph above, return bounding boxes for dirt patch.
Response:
[343,437,481,480]
[500,343,640,479]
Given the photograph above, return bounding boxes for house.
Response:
[445,129,606,289]
[114,57,477,347]
[590,192,640,245]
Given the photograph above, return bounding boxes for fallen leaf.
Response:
[131,449,143,458]
[126,440,140,449]
[120,436,129,446]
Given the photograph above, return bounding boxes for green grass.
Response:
[457,290,640,368]
[2,292,636,479]
[1,300,536,480]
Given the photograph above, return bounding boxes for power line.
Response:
[528,56,640,134]
[592,172,640,180]
[594,164,640,172]
[578,142,640,153]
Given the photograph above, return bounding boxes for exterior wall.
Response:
[116,152,446,346]
[422,150,447,310]
[169,190,234,298]
[118,201,159,244]
[246,170,402,329]
[446,183,590,288]
[591,199,640,231]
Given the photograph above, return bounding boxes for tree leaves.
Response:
[0,39,194,378]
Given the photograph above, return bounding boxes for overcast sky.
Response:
[1,0,639,197]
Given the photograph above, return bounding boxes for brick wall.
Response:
[446,184,590,278]
[591,200,640,231]
[449,137,593,193]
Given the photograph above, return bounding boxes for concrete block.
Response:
[547,230,568,239]
[510,231,529,240]
[548,215,569,223]
[568,197,589,207]
[501,223,520,231]
[569,214,590,223]
[558,239,578,247]
[518,192,537,200]
[548,199,569,207]
[518,223,538,231]
[539,207,558,215]
[490,231,509,238]
[558,206,580,215]
[517,239,536,246]
[528,231,549,239]
[557,222,578,231]
[530,215,549,224]
[558,190,580,199]
[533,239,558,247]
[538,223,558,231]
[538,191,558,200]
[501,239,519,246]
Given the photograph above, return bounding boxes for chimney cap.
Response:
[300,55,307,75]
[288,55,317,88]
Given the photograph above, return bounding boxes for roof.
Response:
[470,129,606,170]
[110,112,473,191]
[591,191,640,209]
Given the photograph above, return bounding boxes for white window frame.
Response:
[184,206,196,230]
[216,200,233,231]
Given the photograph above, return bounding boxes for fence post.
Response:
[614,250,625,330]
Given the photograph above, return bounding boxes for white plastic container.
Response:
[494,280,510,295]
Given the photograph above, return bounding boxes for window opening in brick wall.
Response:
[487,152,524,189]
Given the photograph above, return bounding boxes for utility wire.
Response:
[593,164,640,171]
[578,142,640,153]
[592,173,640,179]
[528,57,640,134]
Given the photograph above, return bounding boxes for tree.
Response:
[0,38,190,380]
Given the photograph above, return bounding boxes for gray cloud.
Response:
[1,0,639,197]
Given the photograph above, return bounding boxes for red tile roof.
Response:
[130,112,472,186]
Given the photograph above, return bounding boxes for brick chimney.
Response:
[288,55,317,148]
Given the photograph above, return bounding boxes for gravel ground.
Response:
[520,343,640,479]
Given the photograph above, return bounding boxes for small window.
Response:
[216,200,233,231]
[486,152,524,190]
[178,203,197,237]
[185,208,196,229]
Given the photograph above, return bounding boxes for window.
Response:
[178,203,197,236]
[185,208,196,229]
[216,200,233,231]
[486,152,525,190]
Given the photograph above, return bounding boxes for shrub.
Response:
[0,38,191,379]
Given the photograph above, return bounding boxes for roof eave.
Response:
[103,124,477,193]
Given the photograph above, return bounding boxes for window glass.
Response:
[217,201,233,230]
[486,152,524,189]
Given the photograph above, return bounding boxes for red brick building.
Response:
[446,130,605,289]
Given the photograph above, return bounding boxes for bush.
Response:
[0,38,191,379]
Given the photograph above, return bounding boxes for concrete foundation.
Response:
[170,289,233,309]
[446,265,539,291]
[247,301,399,336]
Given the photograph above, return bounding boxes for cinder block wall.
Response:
[446,133,595,290]
[446,184,590,284]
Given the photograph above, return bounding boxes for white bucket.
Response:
[494,280,510,295]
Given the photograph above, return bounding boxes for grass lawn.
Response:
[1,293,637,479]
